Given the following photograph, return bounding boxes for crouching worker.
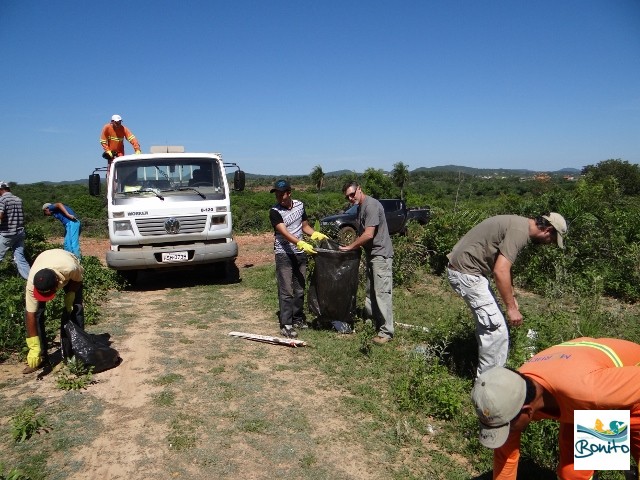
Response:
[23,249,84,374]
[472,337,640,480]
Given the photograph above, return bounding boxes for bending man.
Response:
[447,213,566,376]
[472,337,640,479]
[24,249,84,374]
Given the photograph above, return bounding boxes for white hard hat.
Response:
[111,114,122,122]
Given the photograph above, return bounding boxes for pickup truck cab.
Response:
[320,199,430,245]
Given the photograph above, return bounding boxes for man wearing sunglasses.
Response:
[339,181,394,344]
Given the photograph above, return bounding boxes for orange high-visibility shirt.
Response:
[494,337,640,480]
[99,123,140,155]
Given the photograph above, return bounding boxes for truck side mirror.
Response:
[89,174,101,196]
[234,170,245,192]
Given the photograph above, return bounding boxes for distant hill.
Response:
[246,165,582,180]
[28,165,582,186]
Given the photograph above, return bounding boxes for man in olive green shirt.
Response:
[447,213,566,377]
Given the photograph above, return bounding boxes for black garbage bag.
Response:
[62,306,120,373]
[308,238,361,329]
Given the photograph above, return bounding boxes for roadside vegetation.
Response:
[0,158,639,479]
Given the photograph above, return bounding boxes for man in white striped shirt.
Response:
[269,179,326,338]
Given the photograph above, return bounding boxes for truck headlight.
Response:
[209,215,227,228]
[113,220,134,235]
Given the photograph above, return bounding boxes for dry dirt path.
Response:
[0,234,396,479]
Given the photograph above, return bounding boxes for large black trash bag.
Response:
[308,238,361,329]
[61,305,120,373]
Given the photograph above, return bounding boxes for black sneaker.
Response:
[280,325,298,338]
[293,320,309,330]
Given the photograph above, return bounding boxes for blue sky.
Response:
[1,1,639,184]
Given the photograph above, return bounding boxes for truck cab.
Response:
[90,147,245,280]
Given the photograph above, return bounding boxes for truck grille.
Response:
[135,215,208,236]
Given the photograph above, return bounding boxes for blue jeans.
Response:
[365,256,394,339]
[447,267,508,377]
[0,229,30,279]
[275,253,307,327]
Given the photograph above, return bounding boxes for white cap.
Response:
[111,114,122,122]
[0,181,9,189]
[42,203,52,211]
[471,367,526,449]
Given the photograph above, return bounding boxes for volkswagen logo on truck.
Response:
[165,218,180,234]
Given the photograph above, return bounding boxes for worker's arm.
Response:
[25,310,38,337]
[493,433,522,480]
[493,253,522,326]
[100,125,110,152]
[339,225,375,252]
[124,126,140,152]
[274,223,304,246]
[301,220,315,237]
[53,203,76,221]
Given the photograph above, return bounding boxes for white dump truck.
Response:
[89,146,245,281]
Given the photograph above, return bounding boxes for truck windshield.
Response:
[112,158,224,198]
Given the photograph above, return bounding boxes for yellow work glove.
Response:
[26,336,42,368]
[64,291,76,313]
[135,149,141,154]
[310,231,328,241]
[106,150,114,158]
[297,240,316,255]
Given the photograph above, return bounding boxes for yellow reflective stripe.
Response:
[107,136,124,141]
[559,340,623,367]
[127,134,136,141]
[99,139,107,144]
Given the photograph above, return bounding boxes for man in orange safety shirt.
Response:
[99,114,141,166]
[472,337,640,479]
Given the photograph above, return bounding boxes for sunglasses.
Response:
[345,190,357,200]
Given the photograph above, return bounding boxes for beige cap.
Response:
[542,212,567,248]
[471,367,526,449]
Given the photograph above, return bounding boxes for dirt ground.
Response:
[0,234,416,479]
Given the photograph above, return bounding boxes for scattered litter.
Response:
[228,331,308,348]
[396,322,430,333]
[331,320,353,334]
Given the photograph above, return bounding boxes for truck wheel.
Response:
[338,226,357,245]
[120,270,138,286]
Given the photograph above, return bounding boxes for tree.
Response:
[309,165,324,192]
[362,168,394,199]
[582,159,640,196]
[391,162,409,200]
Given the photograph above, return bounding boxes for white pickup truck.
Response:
[89,146,245,282]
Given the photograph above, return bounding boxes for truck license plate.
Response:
[162,251,188,262]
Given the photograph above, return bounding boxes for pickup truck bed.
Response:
[319,199,430,245]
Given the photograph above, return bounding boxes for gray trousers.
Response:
[275,253,307,327]
[447,267,508,377]
[365,256,394,339]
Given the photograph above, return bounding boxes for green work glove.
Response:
[26,336,42,368]
[135,149,141,154]
[64,291,76,313]
[310,231,328,241]
[297,240,317,255]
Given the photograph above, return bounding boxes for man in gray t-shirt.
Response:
[447,213,567,376]
[339,181,394,344]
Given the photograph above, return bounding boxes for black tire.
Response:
[120,270,138,286]
[338,226,357,245]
